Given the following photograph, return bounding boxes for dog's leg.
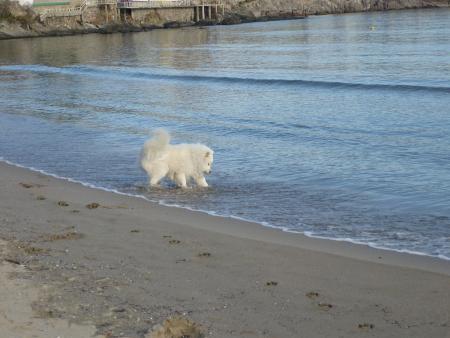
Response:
[196,176,209,188]
[149,165,168,187]
[150,176,162,187]
[175,173,188,189]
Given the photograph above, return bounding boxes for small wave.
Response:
[1,64,449,93]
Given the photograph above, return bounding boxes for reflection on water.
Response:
[1,9,450,259]
[0,28,213,68]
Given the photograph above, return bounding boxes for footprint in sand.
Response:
[168,239,181,245]
[266,281,278,286]
[306,291,334,311]
[57,201,69,207]
[317,302,333,310]
[86,202,100,209]
[130,229,140,233]
[85,202,128,209]
[358,323,374,329]
[306,291,320,299]
[36,195,46,200]
[198,252,211,257]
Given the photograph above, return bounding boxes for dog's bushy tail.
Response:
[140,129,171,164]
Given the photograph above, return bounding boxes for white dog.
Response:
[140,129,214,188]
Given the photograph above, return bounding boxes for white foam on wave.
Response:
[1,157,449,262]
[303,231,450,261]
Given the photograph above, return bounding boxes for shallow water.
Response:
[1,9,450,259]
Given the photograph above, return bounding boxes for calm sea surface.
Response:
[1,9,449,259]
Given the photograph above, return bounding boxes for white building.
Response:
[17,0,34,5]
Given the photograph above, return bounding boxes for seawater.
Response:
[1,9,449,259]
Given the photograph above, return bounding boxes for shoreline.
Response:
[1,5,449,41]
[1,159,449,337]
[2,158,450,273]
[2,12,307,41]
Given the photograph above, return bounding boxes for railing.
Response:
[194,0,222,4]
[39,0,118,19]
[95,0,118,5]
[38,0,223,18]
[39,0,87,19]
[117,0,192,9]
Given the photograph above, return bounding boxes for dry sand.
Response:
[0,239,98,338]
[0,161,449,338]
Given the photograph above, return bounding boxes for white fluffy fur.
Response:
[140,129,214,188]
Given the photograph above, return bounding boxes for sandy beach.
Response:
[0,160,449,337]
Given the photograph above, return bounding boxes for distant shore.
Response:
[0,160,449,337]
[1,1,449,41]
[0,17,303,41]
[0,13,308,41]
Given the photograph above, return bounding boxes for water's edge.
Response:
[2,157,448,262]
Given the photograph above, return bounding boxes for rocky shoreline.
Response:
[0,13,308,40]
[0,0,448,40]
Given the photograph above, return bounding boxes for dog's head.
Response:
[201,149,214,175]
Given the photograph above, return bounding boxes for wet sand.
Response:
[0,161,449,337]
